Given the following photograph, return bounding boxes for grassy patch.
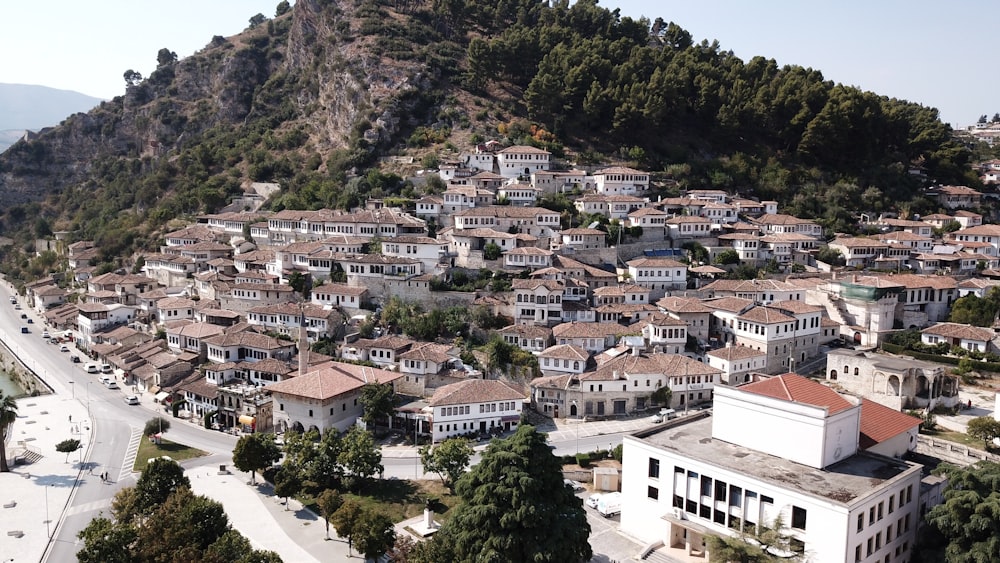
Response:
[922,428,990,450]
[301,480,459,524]
[133,436,208,472]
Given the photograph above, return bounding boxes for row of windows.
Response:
[440,405,470,417]
[479,402,517,413]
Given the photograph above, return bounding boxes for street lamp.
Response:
[571,401,579,454]
[69,380,74,399]
[44,483,51,539]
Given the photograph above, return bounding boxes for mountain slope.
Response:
[0,0,977,260]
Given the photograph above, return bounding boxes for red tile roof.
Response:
[739,373,854,415]
[859,400,921,450]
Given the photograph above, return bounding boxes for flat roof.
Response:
[636,417,919,506]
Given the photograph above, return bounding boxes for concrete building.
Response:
[621,374,924,563]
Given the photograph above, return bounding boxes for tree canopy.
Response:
[233,432,282,484]
[415,424,592,561]
[923,462,1000,562]
[419,437,474,491]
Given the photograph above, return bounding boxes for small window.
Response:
[648,458,660,479]
[791,506,807,530]
[647,486,659,500]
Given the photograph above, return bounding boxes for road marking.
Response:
[65,498,112,518]
[119,426,143,480]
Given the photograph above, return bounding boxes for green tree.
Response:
[683,241,710,264]
[714,249,741,265]
[143,416,171,436]
[331,499,363,555]
[156,47,178,68]
[924,462,1000,562]
[483,242,502,261]
[316,488,343,540]
[816,246,845,267]
[354,509,396,560]
[76,517,137,563]
[337,425,383,489]
[0,391,18,472]
[419,437,474,491]
[273,466,303,510]
[56,438,81,463]
[134,458,190,517]
[435,425,592,562]
[233,432,282,484]
[360,382,396,432]
[948,294,999,327]
[248,13,267,28]
[966,416,1000,449]
[274,0,291,16]
[123,69,143,87]
[706,516,801,562]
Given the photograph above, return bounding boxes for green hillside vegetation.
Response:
[0,0,981,279]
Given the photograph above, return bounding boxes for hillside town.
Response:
[15,140,1000,562]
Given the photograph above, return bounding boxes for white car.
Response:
[84,363,99,374]
[586,494,602,509]
[59,344,69,352]
[564,479,585,491]
[124,395,139,405]
[41,330,50,339]
[105,381,119,390]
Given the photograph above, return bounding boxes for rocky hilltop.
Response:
[0,0,434,205]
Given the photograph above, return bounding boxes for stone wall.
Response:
[0,338,51,397]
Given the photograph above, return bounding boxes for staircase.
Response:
[12,445,43,465]
[643,548,679,563]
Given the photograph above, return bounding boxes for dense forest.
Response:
[0,0,983,275]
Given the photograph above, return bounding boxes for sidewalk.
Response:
[1,393,93,563]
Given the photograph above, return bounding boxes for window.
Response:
[878,502,884,520]
[855,545,862,562]
[870,506,876,525]
[648,458,660,479]
[701,476,712,497]
[647,486,659,500]
[791,506,807,530]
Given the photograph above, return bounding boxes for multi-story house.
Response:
[164,321,225,359]
[141,254,197,287]
[512,278,566,326]
[664,216,712,241]
[950,224,1000,256]
[496,145,551,178]
[246,303,341,341]
[497,181,541,206]
[538,344,590,375]
[639,312,689,355]
[621,374,924,563]
[427,379,526,442]
[269,362,404,434]
[932,184,982,209]
[310,281,369,313]
[574,194,648,219]
[593,166,650,195]
[655,296,712,343]
[453,206,561,238]
[724,300,824,374]
[558,228,607,252]
[499,324,553,354]
[752,214,823,238]
[551,321,639,354]
[706,343,768,385]
[718,233,761,263]
[380,235,448,273]
[204,330,297,364]
[342,335,415,368]
[503,247,554,270]
[442,185,496,215]
[626,257,688,298]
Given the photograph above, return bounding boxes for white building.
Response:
[427,379,526,442]
[496,145,551,179]
[621,374,923,563]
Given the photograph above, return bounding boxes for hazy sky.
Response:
[2,1,992,127]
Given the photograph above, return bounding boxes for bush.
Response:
[575,453,591,468]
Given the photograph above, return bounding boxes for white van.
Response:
[84,363,99,374]
[597,492,622,518]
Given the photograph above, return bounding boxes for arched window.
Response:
[854,367,859,376]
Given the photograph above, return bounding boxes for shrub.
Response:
[575,453,591,468]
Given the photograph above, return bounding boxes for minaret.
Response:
[298,306,309,377]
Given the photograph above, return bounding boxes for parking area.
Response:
[577,489,643,563]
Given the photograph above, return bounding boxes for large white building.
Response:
[621,374,924,563]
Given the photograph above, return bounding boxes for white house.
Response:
[593,166,650,195]
[496,145,551,179]
[428,379,525,442]
[626,257,688,298]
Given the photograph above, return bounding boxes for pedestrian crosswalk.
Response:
[119,426,142,481]
[65,498,111,518]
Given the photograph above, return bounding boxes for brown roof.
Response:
[921,322,994,342]
[656,296,712,314]
[740,374,854,415]
[429,379,525,406]
[268,362,403,400]
[859,399,921,450]
[539,344,590,361]
[626,257,686,268]
[737,306,796,324]
[701,296,755,313]
[706,345,767,361]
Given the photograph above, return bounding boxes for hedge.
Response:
[880,343,1000,373]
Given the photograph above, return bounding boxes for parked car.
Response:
[586,493,602,509]
[70,355,80,363]
[41,330,50,339]
[564,479,585,492]
[19,313,26,319]
[20,327,29,334]
[105,380,119,390]
[59,344,69,352]
[124,395,139,405]
[26,319,32,324]
[101,364,113,374]
[84,363,99,374]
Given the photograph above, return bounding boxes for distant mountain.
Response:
[0,84,104,149]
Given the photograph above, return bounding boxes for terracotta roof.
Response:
[771,300,823,314]
[921,322,994,342]
[429,379,525,406]
[656,296,712,314]
[552,321,638,339]
[626,257,686,268]
[267,363,403,400]
[739,374,854,415]
[737,306,795,324]
[701,296,755,313]
[701,279,797,293]
[706,345,767,361]
[859,399,921,450]
[539,344,590,361]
